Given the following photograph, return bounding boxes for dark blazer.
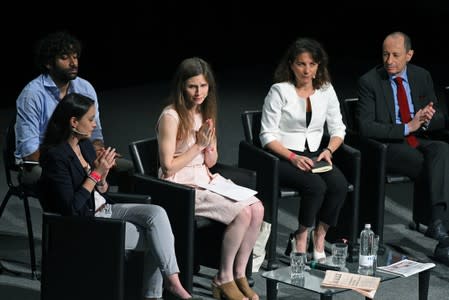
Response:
[39,139,112,216]
[356,63,445,142]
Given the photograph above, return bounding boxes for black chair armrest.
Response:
[132,174,195,291]
[333,143,361,192]
[238,141,279,222]
[21,160,40,166]
[211,162,257,190]
[107,192,152,204]
[41,212,127,300]
[356,137,389,241]
[427,128,449,143]
[359,137,388,180]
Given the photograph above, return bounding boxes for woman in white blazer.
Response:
[260,37,347,262]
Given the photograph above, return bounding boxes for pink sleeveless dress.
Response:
[157,107,259,224]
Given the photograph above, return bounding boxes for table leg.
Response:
[320,293,333,300]
[266,278,278,300]
[418,269,430,300]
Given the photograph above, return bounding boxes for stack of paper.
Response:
[321,270,380,299]
[376,259,435,277]
[197,176,258,201]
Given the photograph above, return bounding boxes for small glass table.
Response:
[262,248,431,300]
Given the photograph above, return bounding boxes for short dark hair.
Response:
[34,31,82,74]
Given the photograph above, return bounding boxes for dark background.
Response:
[3,0,448,108]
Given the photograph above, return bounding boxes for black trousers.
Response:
[386,138,449,221]
[277,149,348,228]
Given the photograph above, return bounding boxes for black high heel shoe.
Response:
[284,232,295,256]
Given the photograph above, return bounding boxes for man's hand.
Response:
[408,109,426,132]
[420,102,435,123]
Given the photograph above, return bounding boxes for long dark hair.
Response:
[168,57,218,140]
[40,93,94,156]
[274,37,331,89]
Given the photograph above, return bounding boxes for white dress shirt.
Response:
[260,82,346,152]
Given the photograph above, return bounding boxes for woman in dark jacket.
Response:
[39,93,200,300]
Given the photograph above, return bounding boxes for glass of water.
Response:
[290,252,307,279]
[332,242,348,268]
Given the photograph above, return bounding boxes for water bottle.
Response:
[358,223,375,275]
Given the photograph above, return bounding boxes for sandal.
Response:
[235,277,258,300]
[211,280,247,300]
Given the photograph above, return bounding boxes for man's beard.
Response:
[52,67,78,83]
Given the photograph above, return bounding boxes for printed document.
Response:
[321,270,380,299]
[377,259,435,277]
[197,176,258,201]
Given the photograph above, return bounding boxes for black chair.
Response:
[0,117,39,279]
[238,110,361,269]
[341,98,413,246]
[41,196,147,300]
[341,97,449,245]
[129,137,255,293]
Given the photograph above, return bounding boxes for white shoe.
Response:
[311,231,326,262]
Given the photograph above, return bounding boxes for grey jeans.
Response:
[107,203,180,298]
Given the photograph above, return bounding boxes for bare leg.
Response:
[164,273,192,299]
[215,207,252,285]
[233,202,264,278]
[294,225,309,253]
[313,221,329,253]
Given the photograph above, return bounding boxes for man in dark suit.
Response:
[357,31,449,265]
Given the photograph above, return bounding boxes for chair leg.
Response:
[245,251,254,287]
[0,190,13,218]
[23,195,37,279]
[267,229,279,270]
[0,193,11,275]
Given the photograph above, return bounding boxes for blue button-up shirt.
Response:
[390,70,415,136]
[15,74,103,161]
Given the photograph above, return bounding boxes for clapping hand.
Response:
[196,119,215,149]
[420,102,435,123]
[93,147,117,180]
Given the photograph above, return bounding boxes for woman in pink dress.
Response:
[157,57,264,300]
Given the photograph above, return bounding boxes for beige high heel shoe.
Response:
[235,277,258,300]
[211,280,247,300]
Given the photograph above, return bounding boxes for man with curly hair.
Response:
[15,31,133,191]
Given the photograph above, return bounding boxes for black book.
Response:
[311,157,332,173]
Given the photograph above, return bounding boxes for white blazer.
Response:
[259,82,346,152]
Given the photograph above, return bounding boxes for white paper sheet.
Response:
[197,176,258,201]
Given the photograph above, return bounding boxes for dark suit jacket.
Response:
[39,139,112,216]
[356,63,445,142]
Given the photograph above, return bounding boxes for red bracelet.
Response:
[288,151,297,161]
[89,171,102,183]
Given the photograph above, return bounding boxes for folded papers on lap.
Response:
[197,176,258,201]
